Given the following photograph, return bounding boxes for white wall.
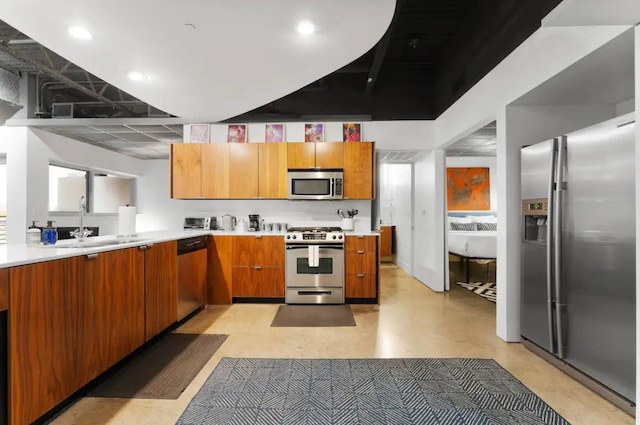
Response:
[413,149,445,291]
[378,163,413,273]
[445,156,497,211]
[0,126,145,243]
[634,23,639,414]
[185,120,436,150]
[136,160,372,233]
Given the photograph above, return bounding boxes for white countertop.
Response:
[0,229,380,269]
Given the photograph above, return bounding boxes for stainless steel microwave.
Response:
[288,170,343,200]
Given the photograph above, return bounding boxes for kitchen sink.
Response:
[39,238,148,248]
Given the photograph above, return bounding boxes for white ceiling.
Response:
[543,0,640,26]
[0,0,396,122]
[511,29,634,106]
[445,122,497,157]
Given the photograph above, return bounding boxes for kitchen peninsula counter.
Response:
[0,229,212,268]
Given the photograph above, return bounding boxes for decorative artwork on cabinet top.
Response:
[304,123,324,143]
[343,123,361,141]
[447,167,490,210]
[227,124,247,143]
[189,124,210,143]
[265,124,285,143]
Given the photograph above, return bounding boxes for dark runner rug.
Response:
[90,333,227,399]
[270,304,356,327]
[456,281,497,303]
[176,358,569,425]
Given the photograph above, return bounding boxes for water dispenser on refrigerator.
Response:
[522,198,548,242]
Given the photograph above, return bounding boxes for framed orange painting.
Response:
[447,167,490,210]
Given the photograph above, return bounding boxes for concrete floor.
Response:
[51,267,633,424]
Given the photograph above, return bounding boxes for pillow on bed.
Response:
[473,215,497,223]
[448,215,473,223]
[450,222,477,231]
[477,222,497,231]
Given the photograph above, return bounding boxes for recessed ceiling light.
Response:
[68,26,92,41]
[296,20,315,35]
[127,71,147,81]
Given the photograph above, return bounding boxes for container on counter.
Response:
[42,221,58,245]
[26,221,41,245]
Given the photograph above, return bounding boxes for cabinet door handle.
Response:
[357,274,365,278]
[138,245,148,251]
[357,250,365,254]
[86,253,99,259]
[146,243,154,249]
[357,236,365,239]
[255,235,262,239]
[255,266,262,270]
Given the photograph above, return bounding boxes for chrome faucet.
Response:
[70,195,93,241]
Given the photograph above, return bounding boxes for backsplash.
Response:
[136,199,372,233]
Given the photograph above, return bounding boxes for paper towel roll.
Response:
[118,206,137,236]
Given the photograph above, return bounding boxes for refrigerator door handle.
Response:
[554,135,567,359]
[546,138,558,353]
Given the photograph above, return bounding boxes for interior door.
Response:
[561,120,636,402]
[413,149,445,291]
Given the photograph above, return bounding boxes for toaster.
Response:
[183,217,216,230]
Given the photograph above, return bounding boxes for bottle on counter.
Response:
[42,220,58,245]
[26,221,41,245]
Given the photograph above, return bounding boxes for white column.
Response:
[496,108,521,341]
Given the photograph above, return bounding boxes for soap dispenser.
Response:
[26,221,41,245]
[42,220,58,245]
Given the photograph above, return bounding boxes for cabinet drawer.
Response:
[232,266,284,298]
[232,236,284,267]
[345,235,377,252]
[345,250,377,275]
[345,274,376,299]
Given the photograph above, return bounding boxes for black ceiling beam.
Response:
[0,43,134,117]
[364,0,405,97]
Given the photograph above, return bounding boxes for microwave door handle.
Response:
[330,178,335,197]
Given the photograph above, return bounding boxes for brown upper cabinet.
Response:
[229,143,259,198]
[344,142,375,199]
[287,142,343,169]
[171,144,202,199]
[171,141,374,200]
[259,143,288,198]
[202,144,230,198]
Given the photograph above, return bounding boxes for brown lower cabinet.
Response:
[144,241,178,341]
[231,236,284,299]
[8,247,152,425]
[345,235,378,301]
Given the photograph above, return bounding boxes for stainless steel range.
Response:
[285,227,345,304]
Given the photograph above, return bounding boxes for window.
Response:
[49,165,88,212]
[49,164,133,213]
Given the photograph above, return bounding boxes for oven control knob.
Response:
[286,235,290,240]
[332,235,337,240]
[292,235,297,239]
[338,235,343,239]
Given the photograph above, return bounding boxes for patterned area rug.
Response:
[176,358,569,425]
[456,281,496,303]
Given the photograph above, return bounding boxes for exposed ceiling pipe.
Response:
[0,42,134,117]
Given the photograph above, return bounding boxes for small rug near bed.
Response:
[176,358,569,425]
[456,281,496,303]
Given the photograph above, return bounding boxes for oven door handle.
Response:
[286,245,344,250]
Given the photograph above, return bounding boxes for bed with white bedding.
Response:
[447,213,497,283]
[448,230,497,259]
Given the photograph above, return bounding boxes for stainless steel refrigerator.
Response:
[521,114,636,409]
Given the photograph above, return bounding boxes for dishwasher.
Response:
[177,236,208,321]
